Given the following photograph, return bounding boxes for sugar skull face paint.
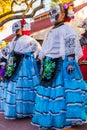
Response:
[49,5,60,23]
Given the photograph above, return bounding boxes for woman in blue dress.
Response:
[0,20,40,119]
[32,0,87,130]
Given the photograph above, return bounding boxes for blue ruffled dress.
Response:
[0,52,39,119]
[32,56,87,129]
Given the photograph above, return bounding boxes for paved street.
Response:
[0,113,87,130]
[0,113,37,130]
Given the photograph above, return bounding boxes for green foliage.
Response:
[41,57,56,80]
[4,56,17,78]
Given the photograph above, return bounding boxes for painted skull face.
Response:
[49,5,60,23]
[12,21,22,34]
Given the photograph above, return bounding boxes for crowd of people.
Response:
[0,0,87,130]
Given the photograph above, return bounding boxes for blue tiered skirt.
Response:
[32,57,87,129]
[0,81,8,113]
[0,52,39,119]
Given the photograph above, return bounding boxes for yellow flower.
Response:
[68,6,73,10]
[50,2,55,7]
[2,41,6,47]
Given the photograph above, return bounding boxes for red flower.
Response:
[64,18,71,22]
[20,19,26,25]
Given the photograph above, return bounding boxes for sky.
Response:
[0,0,87,41]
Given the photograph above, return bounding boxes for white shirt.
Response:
[6,35,41,57]
[39,24,83,61]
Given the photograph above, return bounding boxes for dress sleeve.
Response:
[6,37,16,52]
[64,34,83,61]
[30,38,41,58]
[38,32,48,60]
[24,36,41,57]
[75,38,83,61]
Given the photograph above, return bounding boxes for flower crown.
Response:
[50,0,75,21]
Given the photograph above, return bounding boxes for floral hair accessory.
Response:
[21,19,31,36]
[20,19,27,25]
[63,3,69,9]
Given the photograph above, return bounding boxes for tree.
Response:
[0,0,11,15]
[0,0,44,27]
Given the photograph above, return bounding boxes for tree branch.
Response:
[0,0,44,27]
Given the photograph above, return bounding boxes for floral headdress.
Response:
[50,0,75,22]
[21,18,31,36]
